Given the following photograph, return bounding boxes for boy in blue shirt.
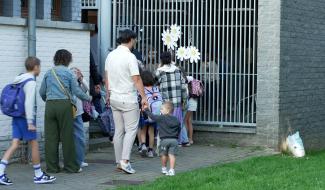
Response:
[0,57,56,185]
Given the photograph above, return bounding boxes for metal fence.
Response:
[111,0,258,127]
[81,0,98,9]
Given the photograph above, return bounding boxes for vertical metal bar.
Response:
[171,0,174,25]
[247,0,252,123]
[130,0,133,28]
[207,0,211,122]
[212,0,216,122]
[234,0,238,122]
[146,0,149,69]
[136,0,139,50]
[239,0,242,123]
[221,0,225,122]
[225,0,230,122]
[230,0,234,122]
[150,0,153,69]
[201,0,206,121]
[163,0,166,52]
[158,0,161,57]
[121,0,125,26]
[126,0,129,27]
[142,0,145,61]
[243,0,247,122]
[195,0,199,121]
[179,0,183,47]
[154,0,157,69]
[252,0,256,123]
[217,0,221,122]
[113,0,117,48]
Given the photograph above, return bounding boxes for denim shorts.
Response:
[12,117,37,141]
[187,98,198,111]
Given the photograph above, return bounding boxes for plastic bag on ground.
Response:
[287,132,305,158]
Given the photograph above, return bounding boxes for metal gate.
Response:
[110,0,258,127]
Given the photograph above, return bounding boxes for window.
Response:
[51,0,61,21]
[0,1,3,16]
[21,0,28,18]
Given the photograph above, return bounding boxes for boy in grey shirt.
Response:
[144,101,180,176]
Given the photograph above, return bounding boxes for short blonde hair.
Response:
[162,101,174,114]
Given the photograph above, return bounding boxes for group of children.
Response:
[136,68,200,176]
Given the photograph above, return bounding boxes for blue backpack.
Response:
[145,86,163,122]
[0,78,34,117]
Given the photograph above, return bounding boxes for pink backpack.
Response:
[188,79,204,98]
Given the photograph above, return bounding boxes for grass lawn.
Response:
[117,151,325,190]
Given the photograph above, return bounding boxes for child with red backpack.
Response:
[138,70,162,158]
[185,76,204,144]
[0,57,56,185]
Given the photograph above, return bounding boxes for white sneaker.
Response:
[81,162,89,168]
[34,172,56,184]
[78,168,83,173]
[120,161,136,174]
[161,167,168,174]
[166,169,175,176]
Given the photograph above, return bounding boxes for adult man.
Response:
[105,29,147,174]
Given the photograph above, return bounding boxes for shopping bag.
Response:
[98,106,115,136]
[287,132,305,157]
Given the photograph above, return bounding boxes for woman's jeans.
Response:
[73,115,86,166]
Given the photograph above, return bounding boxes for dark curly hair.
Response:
[54,49,72,66]
[140,70,156,86]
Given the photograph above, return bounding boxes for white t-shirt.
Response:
[105,45,140,103]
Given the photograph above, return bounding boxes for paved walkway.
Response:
[1,144,274,190]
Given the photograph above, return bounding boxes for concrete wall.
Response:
[0,18,91,159]
[279,0,325,150]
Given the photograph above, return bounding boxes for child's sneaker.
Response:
[147,149,154,158]
[166,169,175,176]
[161,167,168,174]
[34,172,56,184]
[140,144,147,157]
[0,174,13,185]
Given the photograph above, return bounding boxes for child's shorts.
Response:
[159,138,179,156]
[187,98,198,111]
[12,117,37,141]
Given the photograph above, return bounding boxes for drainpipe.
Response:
[22,0,37,163]
[98,0,112,76]
[28,0,36,56]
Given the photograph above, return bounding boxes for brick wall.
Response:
[0,24,90,158]
[279,0,325,150]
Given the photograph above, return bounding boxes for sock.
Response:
[33,164,43,178]
[0,160,8,176]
